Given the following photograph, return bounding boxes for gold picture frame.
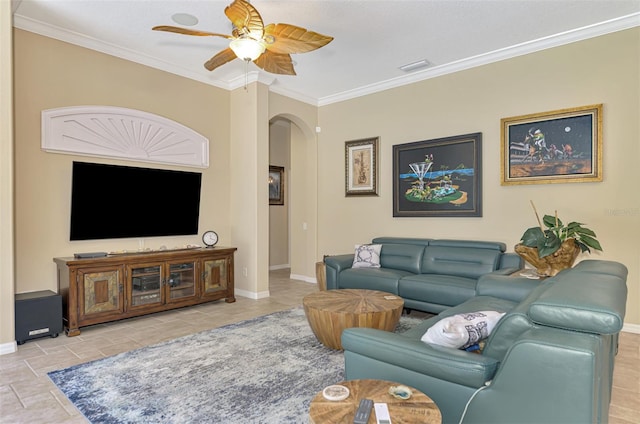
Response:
[500,104,602,185]
[345,137,378,196]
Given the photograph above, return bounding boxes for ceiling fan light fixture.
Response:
[229,37,266,61]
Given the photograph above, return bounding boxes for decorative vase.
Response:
[514,238,581,277]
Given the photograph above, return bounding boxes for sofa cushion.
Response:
[528,273,627,334]
[398,274,477,307]
[420,246,502,279]
[570,259,628,279]
[352,244,382,268]
[376,243,427,274]
[421,311,506,349]
[429,239,506,252]
[338,267,414,294]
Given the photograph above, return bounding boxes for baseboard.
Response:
[289,273,317,284]
[622,323,640,334]
[0,341,17,355]
[235,288,270,300]
[269,264,290,271]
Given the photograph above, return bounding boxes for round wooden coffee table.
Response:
[309,379,442,424]
[303,289,404,350]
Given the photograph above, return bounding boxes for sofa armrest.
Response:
[462,328,612,424]
[324,254,354,290]
[342,328,498,388]
[477,273,543,302]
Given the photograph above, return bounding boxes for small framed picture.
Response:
[345,137,379,196]
[268,165,284,205]
[500,104,603,185]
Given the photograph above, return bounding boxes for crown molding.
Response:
[14,11,640,107]
[316,13,640,106]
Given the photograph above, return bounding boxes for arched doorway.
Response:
[267,113,318,284]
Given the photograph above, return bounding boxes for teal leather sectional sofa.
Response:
[341,260,628,423]
[324,237,524,313]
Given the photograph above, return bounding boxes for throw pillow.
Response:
[352,244,382,268]
[421,311,506,349]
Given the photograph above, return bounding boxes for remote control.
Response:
[374,403,392,424]
[353,398,374,424]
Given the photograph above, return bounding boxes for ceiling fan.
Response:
[152,0,334,75]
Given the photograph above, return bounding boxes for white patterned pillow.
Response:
[421,311,506,349]
[352,244,382,268]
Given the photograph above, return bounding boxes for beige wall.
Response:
[317,28,640,326]
[269,120,290,268]
[1,1,16,351]
[13,30,231,294]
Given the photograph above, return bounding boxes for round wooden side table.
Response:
[309,379,442,424]
[302,289,404,350]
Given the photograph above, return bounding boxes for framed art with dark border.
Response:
[500,104,602,185]
[269,165,284,205]
[345,137,378,196]
[393,133,482,217]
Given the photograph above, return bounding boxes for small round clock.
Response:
[202,230,219,247]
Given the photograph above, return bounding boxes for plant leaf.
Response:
[577,233,602,252]
[521,227,544,247]
[538,232,561,257]
[541,215,555,229]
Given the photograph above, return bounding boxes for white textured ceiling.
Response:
[12,0,640,105]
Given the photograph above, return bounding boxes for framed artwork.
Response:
[268,165,284,205]
[345,137,378,196]
[393,133,482,217]
[500,104,602,185]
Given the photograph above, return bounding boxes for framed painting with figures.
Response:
[501,104,602,185]
[393,133,482,217]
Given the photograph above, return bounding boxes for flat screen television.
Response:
[70,161,202,241]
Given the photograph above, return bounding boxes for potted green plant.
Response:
[515,201,602,276]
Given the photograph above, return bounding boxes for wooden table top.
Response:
[309,379,442,424]
[303,289,404,314]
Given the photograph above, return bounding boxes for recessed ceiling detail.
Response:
[41,106,209,168]
[171,13,199,26]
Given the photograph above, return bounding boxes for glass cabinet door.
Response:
[167,261,196,301]
[129,264,163,308]
[202,258,228,295]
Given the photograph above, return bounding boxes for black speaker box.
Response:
[15,290,63,345]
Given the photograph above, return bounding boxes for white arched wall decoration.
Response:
[41,106,209,168]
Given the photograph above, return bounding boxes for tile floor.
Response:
[1,269,639,423]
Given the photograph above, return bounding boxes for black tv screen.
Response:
[70,161,202,241]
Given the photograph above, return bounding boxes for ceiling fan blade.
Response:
[152,25,231,39]
[253,50,296,75]
[225,0,264,40]
[263,23,333,55]
[204,48,237,71]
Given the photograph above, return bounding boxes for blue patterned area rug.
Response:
[48,307,423,424]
